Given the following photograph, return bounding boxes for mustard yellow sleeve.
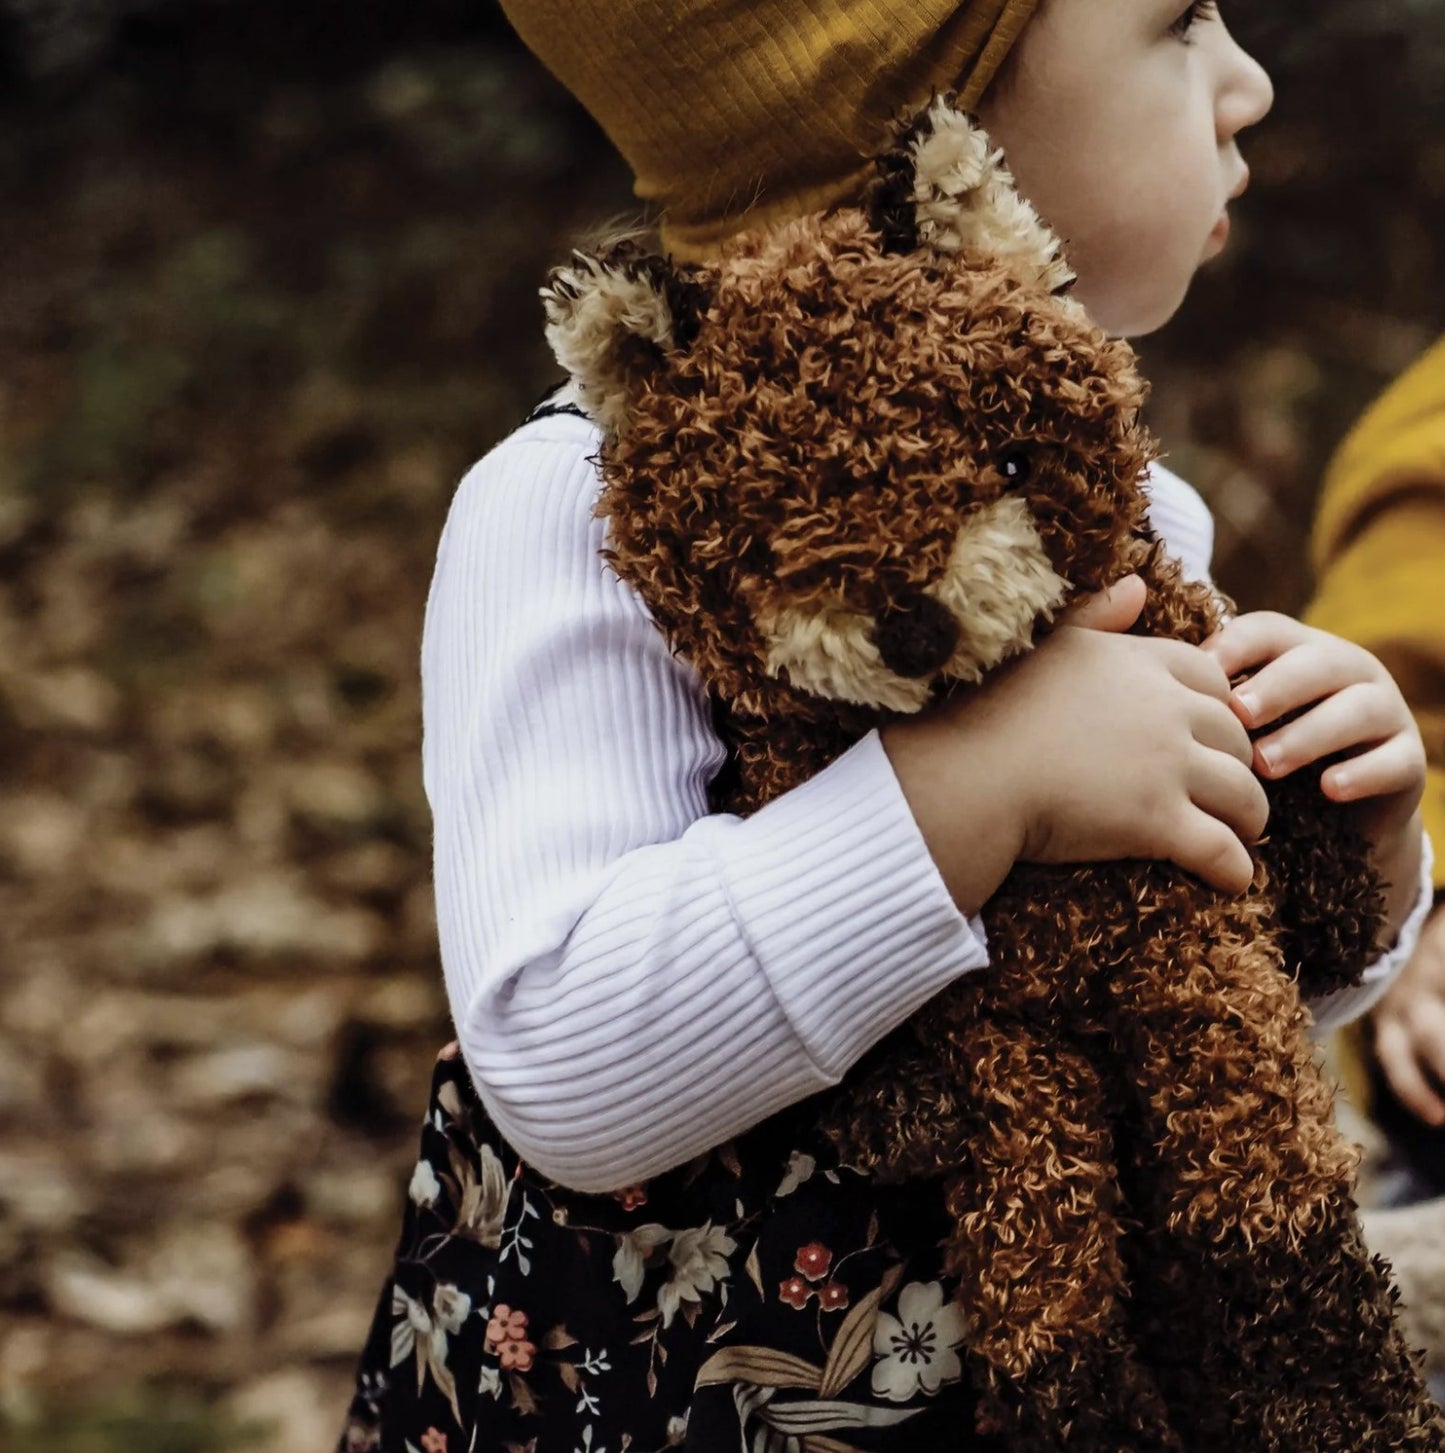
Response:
[1306,337,1445,892]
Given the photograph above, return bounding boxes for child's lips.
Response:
[1204,167,1249,255]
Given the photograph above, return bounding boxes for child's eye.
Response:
[1169,0,1219,42]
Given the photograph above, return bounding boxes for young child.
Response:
[340,2,1435,1448]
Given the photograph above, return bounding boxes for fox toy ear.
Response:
[541,242,711,434]
[869,95,1076,297]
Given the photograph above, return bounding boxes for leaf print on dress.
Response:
[729,1383,920,1453]
[869,1280,967,1402]
[438,1139,511,1248]
[499,1192,539,1272]
[391,1282,473,1422]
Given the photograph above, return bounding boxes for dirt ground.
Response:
[0,2,1442,1447]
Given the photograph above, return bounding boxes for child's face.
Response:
[978,0,1274,338]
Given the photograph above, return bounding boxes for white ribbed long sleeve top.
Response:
[423,400,1434,1193]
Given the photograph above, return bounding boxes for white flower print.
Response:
[612,1223,673,1304]
[408,1158,441,1209]
[477,1364,503,1401]
[433,1283,471,1334]
[870,1280,968,1402]
[658,1222,736,1328]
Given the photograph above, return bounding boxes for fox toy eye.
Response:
[999,450,1033,487]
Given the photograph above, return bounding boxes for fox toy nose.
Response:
[873,592,960,679]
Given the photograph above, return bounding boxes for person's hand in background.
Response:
[1373,904,1445,1126]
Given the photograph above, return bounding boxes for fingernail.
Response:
[1234,689,1257,721]
[1257,742,1279,773]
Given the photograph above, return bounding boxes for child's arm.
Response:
[426,419,994,1192]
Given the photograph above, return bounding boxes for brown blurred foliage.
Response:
[0,1,1442,1447]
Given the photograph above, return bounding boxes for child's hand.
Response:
[1201,612,1426,941]
[1372,903,1445,1126]
[1201,613,1427,848]
[883,575,1270,912]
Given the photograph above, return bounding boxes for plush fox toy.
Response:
[542,97,1443,1451]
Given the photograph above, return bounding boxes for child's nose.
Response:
[1217,28,1275,143]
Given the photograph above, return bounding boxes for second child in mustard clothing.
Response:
[1310,338,1445,1129]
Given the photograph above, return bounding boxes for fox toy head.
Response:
[544,97,1158,719]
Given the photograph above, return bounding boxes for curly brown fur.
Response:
[544,100,1443,1451]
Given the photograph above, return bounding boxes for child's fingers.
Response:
[1160,640,1233,703]
[1251,683,1398,778]
[1190,696,1254,767]
[1167,805,1257,896]
[1228,641,1374,730]
[1321,735,1424,803]
[1188,743,1270,843]
[1200,610,1308,678]
[1375,1013,1445,1128]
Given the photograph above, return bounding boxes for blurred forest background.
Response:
[0,1,1443,1448]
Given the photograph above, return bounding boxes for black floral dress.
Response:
[339,1043,1001,1453]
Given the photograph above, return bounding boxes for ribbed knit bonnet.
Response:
[498,0,1041,259]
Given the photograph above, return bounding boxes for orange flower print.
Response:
[501,1335,536,1372]
[817,1280,850,1312]
[779,1275,813,1310]
[488,1307,526,1348]
[613,1183,649,1212]
[484,1303,537,1369]
[421,1430,448,1453]
[794,1241,833,1282]
[485,1304,528,1353]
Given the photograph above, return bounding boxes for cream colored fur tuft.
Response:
[929,495,1069,682]
[541,254,677,435]
[909,99,1078,301]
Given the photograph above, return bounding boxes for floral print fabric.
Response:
[339,1044,1001,1452]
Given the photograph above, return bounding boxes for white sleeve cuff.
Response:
[1310,830,1436,1037]
[698,729,991,1080]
